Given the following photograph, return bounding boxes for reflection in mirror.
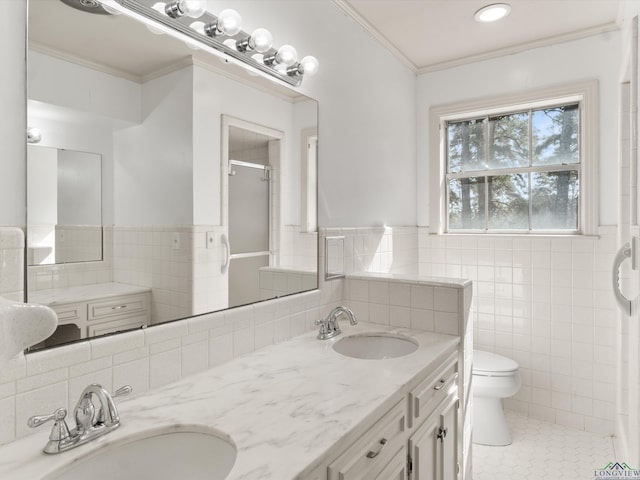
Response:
[325,236,345,280]
[27,146,102,266]
[25,0,318,351]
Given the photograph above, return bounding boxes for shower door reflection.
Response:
[228,160,271,308]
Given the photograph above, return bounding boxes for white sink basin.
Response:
[333,334,418,359]
[46,429,236,480]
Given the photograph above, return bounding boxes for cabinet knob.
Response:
[366,438,388,458]
[437,426,448,442]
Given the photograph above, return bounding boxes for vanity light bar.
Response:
[99,0,318,87]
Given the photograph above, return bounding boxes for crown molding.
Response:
[331,1,619,75]
[417,22,620,74]
[331,0,418,73]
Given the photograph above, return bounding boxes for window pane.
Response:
[532,104,579,166]
[448,177,485,229]
[447,118,486,173]
[488,112,529,169]
[488,174,529,229]
[532,171,579,229]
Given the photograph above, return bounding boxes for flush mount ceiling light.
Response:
[474,3,511,23]
[98,0,319,87]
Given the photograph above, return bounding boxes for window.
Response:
[429,81,597,235]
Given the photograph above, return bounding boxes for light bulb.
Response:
[27,127,42,144]
[205,9,241,37]
[299,56,319,76]
[276,45,297,67]
[181,0,207,18]
[249,28,273,53]
[218,9,241,36]
[166,0,207,19]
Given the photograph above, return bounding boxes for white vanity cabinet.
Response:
[314,351,460,480]
[327,400,408,480]
[408,392,458,480]
[40,286,151,340]
[85,293,149,336]
[408,352,459,480]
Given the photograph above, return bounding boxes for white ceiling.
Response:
[28,0,300,98]
[29,0,627,83]
[338,0,624,72]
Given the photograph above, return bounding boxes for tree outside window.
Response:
[446,103,580,232]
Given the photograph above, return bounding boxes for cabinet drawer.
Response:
[51,303,87,325]
[328,400,407,480]
[87,314,146,337]
[88,293,148,321]
[373,445,407,480]
[409,353,458,427]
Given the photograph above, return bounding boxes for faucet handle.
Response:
[95,385,132,425]
[28,407,68,429]
[28,408,71,443]
[113,385,133,397]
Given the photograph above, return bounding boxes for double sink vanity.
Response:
[0,321,462,480]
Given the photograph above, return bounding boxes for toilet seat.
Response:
[473,350,518,377]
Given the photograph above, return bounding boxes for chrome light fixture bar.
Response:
[99,0,318,87]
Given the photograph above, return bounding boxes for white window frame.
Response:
[429,80,598,235]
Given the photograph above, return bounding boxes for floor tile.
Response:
[473,411,617,480]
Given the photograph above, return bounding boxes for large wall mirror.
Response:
[26,0,318,350]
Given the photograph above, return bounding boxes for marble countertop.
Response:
[28,283,151,306]
[0,322,459,480]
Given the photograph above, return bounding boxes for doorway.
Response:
[221,117,283,308]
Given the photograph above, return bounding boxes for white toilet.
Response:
[472,349,521,446]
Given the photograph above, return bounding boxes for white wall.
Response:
[57,150,101,225]
[416,31,622,227]
[219,0,418,227]
[28,50,141,225]
[115,68,194,225]
[0,1,26,226]
[26,146,57,226]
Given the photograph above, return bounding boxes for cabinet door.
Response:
[408,410,439,480]
[439,396,458,480]
[408,394,458,480]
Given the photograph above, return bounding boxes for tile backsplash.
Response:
[0,223,621,448]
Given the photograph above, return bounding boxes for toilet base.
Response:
[472,396,512,446]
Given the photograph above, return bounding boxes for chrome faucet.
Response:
[28,384,131,454]
[315,306,358,340]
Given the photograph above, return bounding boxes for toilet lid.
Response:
[473,350,519,376]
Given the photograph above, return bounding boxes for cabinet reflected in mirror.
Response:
[25,0,318,351]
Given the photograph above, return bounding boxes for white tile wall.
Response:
[419,226,618,435]
[54,225,102,264]
[112,225,229,324]
[279,226,318,271]
[28,226,113,292]
[259,266,317,299]
[113,225,193,324]
[322,225,418,275]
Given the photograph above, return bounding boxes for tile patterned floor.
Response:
[473,412,617,480]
